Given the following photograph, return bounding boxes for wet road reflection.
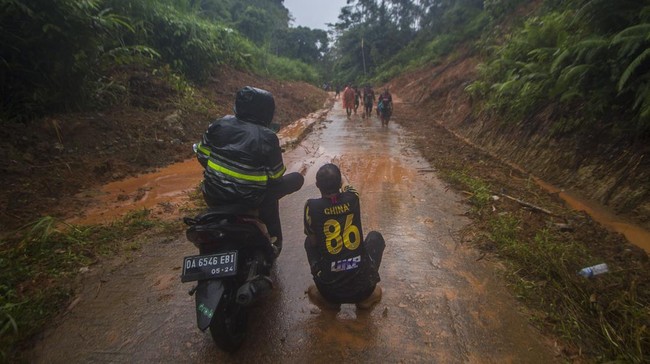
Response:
[275,103,559,363]
[32,99,559,363]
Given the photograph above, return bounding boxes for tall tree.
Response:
[274,26,329,64]
[231,0,290,46]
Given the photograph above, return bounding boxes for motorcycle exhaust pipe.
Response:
[236,275,273,306]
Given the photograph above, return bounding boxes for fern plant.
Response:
[469,2,650,138]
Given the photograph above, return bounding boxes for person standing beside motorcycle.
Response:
[303,163,385,310]
[196,86,304,254]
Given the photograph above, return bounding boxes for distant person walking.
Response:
[342,85,355,118]
[377,88,393,127]
[335,84,341,99]
[362,85,375,119]
[353,86,361,115]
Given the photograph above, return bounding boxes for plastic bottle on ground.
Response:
[578,263,609,278]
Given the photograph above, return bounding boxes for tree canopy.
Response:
[0,0,327,120]
[2,0,649,141]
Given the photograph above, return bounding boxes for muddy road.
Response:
[31,98,559,363]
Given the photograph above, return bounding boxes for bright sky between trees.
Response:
[283,0,349,30]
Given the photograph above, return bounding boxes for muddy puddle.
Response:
[66,158,202,225]
[535,178,650,253]
[433,119,650,253]
[66,110,327,225]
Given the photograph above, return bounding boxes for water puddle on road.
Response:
[67,110,326,225]
[535,178,650,253]
[66,158,202,225]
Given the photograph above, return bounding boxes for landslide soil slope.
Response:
[0,68,328,231]
[387,53,648,255]
[388,53,650,230]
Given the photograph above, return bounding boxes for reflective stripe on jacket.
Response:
[199,115,285,206]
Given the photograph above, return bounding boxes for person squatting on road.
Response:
[303,163,385,309]
[196,86,304,254]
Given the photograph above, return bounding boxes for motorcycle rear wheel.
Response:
[209,292,248,352]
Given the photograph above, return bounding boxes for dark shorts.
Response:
[305,231,385,304]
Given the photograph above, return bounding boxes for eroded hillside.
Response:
[388,54,650,231]
[0,68,328,231]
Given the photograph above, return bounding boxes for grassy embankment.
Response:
[447,170,647,362]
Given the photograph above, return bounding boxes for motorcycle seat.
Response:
[184,204,259,226]
[206,204,259,216]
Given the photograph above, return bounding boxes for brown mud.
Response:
[0,67,328,231]
[64,108,330,226]
[387,55,650,233]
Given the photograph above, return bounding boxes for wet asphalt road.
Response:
[31,98,559,363]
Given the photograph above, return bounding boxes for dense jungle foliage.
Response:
[4,0,647,140]
[331,0,650,140]
[468,0,650,140]
[0,0,327,121]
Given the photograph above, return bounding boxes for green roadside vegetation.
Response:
[466,0,650,141]
[1,162,207,362]
[0,211,183,360]
[435,4,649,358]
[0,0,326,122]
[0,185,207,361]
[443,168,648,362]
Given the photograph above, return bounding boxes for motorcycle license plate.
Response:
[181,251,237,283]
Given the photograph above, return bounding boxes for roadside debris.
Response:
[578,263,609,278]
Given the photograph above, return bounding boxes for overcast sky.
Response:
[283,0,349,30]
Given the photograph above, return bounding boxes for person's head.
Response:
[316,163,342,196]
[234,86,275,127]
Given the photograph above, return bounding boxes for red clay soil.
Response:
[0,67,328,231]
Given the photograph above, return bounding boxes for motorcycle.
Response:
[180,204,277,352]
